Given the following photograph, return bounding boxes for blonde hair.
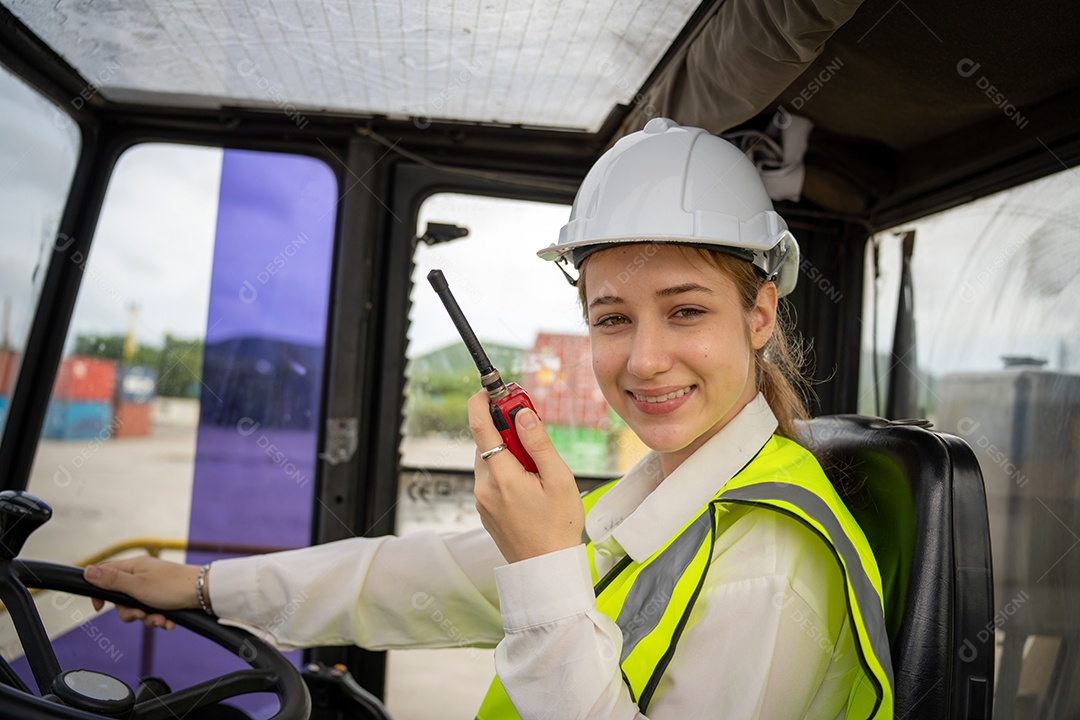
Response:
[577,245,812,442]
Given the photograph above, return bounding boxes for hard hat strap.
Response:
[555,256,580,287]
[761,239,793,283]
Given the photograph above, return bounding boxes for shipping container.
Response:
[937,369,1080,592]
[113,402,153,438]
[522,333,609,428]
[547,424,612,476]
[116,365,157,404]
[0,349,18,395]
[42,401,114,441]
[615,426,652,474]
[53,356,117,402]
[199,337,322,430]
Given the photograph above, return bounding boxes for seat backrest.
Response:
[800,415,995,720]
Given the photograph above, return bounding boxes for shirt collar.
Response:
[585,392,779,563]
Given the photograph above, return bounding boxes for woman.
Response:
[86,118,893,719]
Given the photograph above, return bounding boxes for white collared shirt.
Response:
[586,392,782,570]
[211,393,857,719]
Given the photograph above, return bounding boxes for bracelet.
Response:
[195,563,214,616]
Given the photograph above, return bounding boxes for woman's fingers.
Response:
[466,390,584,564]
[138,613,174,630]
[84,556,199,630]
[115,606,145,623]
[88,561,179,626]
[112,605,175,630]
[467,391,505,460]
[84,560,140,597]
[467,391,549,477]
[512,408,572,486]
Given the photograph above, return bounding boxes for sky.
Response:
[68,144,222,348]
[410,193,585,358]
[0,69,80,351]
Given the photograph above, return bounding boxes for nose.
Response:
[625,320,672,379]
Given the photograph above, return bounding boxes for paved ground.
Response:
[23,426,197,565]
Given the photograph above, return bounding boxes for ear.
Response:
[749,281,778,350]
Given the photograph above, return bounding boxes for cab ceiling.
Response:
[616,0,1080,222]
[2,0,1079,228]
[2,0,700,133]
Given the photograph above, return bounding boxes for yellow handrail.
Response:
[74,537,297,568]
[76,537,189,567]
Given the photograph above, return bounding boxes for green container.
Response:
[548,424,612,476]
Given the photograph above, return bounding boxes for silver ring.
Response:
[480,444,507,461]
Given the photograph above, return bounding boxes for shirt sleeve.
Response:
[493,544,642,720]
[208,527,507,651]
[490,510,858,720]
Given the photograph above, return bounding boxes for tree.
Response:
[405,370,474,435]
[157,335,203,398]
[73,333,161,368]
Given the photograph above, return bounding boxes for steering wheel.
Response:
[0,490,311,720]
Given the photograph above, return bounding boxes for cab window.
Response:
[861,166,1080,713]
[6,141,338,716]
[0,65,80,432]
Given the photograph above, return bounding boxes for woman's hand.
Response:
[83,556,203,630]
[468,391,585,565]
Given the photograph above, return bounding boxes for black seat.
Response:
[801,415,995,720]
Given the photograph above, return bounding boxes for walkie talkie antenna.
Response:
[427,269,509,401]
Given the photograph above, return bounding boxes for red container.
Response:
[0,350,18,395]
[522,333,609,429]
[114,402,152,438]
[54,356,117,402]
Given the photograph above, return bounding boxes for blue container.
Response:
[0,395,7,434]
[42,401,113,441]
[117,366,157,404]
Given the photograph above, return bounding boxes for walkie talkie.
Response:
[427,269,539,473]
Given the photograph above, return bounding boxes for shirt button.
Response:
[596,547,613,558]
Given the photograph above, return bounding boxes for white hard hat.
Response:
[538,117,800,296]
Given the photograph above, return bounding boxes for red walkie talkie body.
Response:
[427,270,539,473]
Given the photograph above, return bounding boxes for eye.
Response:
[592,314,629,328]
[672,307,706,320]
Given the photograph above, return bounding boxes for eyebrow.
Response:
[656,283,714,299]
[587,283,714,310]
[587,295,620,310]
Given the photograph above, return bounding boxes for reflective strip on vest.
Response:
[720,482,896,699]
[616,510,711,663]
[720,484,895,718]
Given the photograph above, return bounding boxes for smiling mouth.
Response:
[630,386,695,403]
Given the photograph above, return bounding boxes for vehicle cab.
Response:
[0,1,1078,718]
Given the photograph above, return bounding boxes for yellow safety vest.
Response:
[476,435,894,719]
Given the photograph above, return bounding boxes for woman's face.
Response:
[584,245,777,474]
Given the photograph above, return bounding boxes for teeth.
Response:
[632,386,692,403]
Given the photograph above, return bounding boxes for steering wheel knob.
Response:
[50,669,136,716]
[0,490,52,561]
